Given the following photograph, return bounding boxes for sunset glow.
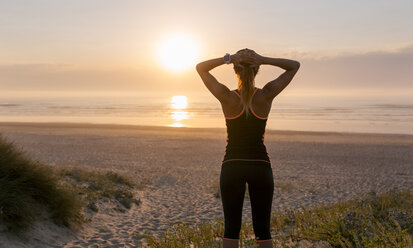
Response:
[1,1,412,133]
[158,35,200,71]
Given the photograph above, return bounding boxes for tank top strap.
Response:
[252,87,258,96]
[249,88,268,120]
[232,89,241,98]
[225,90,244,119]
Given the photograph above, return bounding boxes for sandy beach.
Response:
[1,122,412,247]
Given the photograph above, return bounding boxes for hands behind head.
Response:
[231,49,262,68]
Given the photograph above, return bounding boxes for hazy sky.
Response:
[1,0,412,94]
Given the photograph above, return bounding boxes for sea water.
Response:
[1,91,412,135]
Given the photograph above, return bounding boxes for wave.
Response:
[0,103,20,107]
[369,104,413,109]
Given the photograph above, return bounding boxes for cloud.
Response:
[0,64,200,92]
[1,45,412,93]
[291,45,413,89]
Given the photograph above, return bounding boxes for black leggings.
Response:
[220,160,274,240]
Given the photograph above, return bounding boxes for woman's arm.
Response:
[196,56,232,103]
[258,56,300,100]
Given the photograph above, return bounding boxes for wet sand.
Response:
[1,122,412,247]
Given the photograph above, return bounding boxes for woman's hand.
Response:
[232,49,263,68]
[230,52,242,65]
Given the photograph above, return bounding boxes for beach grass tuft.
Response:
[141,219,260,248]
[0,135,83,233]
[142,190,413,247]
[58,167,140,210]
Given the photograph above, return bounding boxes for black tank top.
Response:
[222,88,271,165]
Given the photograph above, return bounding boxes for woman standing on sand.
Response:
[196,49,300,248]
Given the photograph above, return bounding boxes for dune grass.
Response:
[0,135,83,232]
[58,167,141,212]
[271,190,413,247]
[142,190,413,248]
[0,135,141,233]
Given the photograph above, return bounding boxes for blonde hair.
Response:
[234,62,259,116]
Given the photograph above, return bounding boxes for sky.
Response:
[1,0,413,96]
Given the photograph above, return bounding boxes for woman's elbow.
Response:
[195,63,201,72]
[196,63,204,73]
[294,61,301,70]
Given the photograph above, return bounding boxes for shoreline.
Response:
[1,121,413,144]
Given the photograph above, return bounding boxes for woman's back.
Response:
[223,88,270,164]
[222,87,272,120]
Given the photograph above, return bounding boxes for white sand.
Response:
[1,122,412,247]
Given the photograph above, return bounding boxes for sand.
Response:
[0,122,412,247]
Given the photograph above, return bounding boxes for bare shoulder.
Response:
[254,87,272,104]
[221,89,244,117]
[251,87,273,117]
[225,89,243,106]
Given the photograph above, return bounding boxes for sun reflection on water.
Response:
[171,96,187,109]
[169,95,188,127]
[171,111,188,121]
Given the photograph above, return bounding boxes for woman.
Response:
[196,49,300,248]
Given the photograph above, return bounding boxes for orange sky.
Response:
[1,1,412,96]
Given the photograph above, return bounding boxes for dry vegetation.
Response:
[143,191,413,247]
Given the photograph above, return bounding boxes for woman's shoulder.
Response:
[252,87,272,106]
[252,87,266,100]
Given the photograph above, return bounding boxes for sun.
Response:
[158,34,200,71]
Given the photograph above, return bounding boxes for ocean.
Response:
[1,91,412,135]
